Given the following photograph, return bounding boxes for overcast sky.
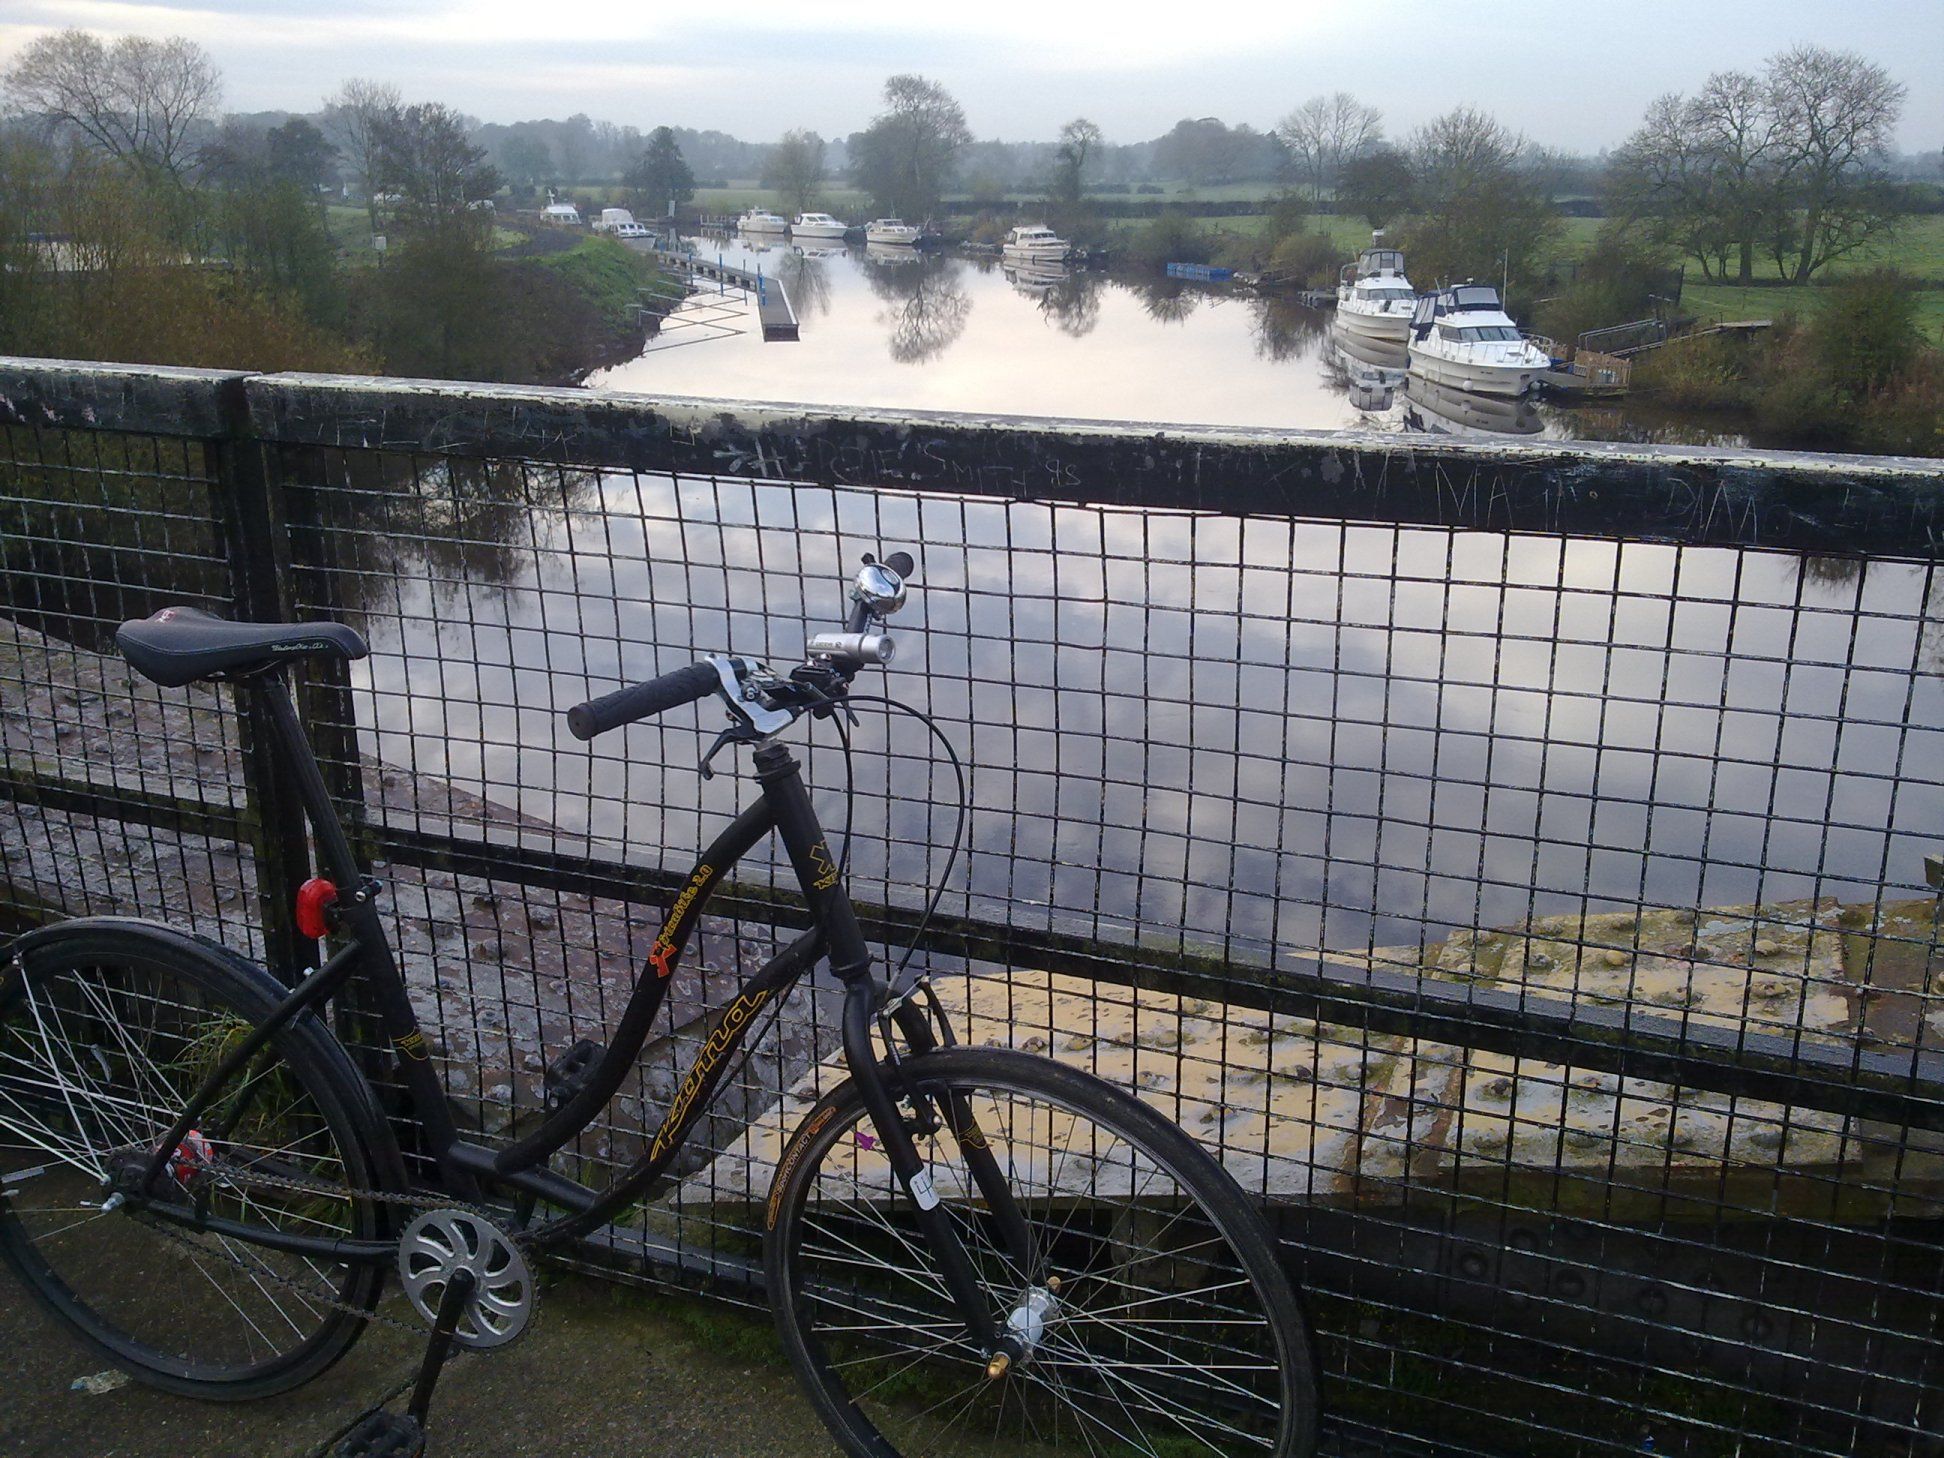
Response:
[1,1,1938,152]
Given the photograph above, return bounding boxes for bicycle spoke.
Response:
[775,1055,1303,1457]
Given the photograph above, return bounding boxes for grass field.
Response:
[1147,208,1944,339]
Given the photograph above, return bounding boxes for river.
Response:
[592,232,1745,446]
[315,247,1941,960]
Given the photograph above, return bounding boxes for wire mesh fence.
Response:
[2,360,1942,1457]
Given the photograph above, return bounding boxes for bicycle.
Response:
[0,550,1319,1457]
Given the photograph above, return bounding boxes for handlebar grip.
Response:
[567,661,721,741]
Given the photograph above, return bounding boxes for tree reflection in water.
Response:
[1034,270,1104,339]
[312,452,601,621]
[775,249,833,321]
[1252,293,1329,362]
[1127,277,1201,325]
[863,252,971,364]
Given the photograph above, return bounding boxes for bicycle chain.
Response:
[132,1155,541,1348]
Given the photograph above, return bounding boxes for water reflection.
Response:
[1402,376,1543,437]
[775,248,832,321]
[1037,271,1104,340]
[1254,296,1330,363]
[604,232,1744,444]
[1126,277,1202,325]
[863,253,971,365]
[1328,321,1407,378]
[338,478,1943,961]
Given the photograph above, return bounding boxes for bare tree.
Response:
[1608,92,1735,278]
[1405,107,1560,296]
[1276,92,1382,202]
[1689,70,1782,282]
[852,74,972,221]
[1766,44,1906,282]
[762,129,826,215]
[1609,46,1905,285]
[323,79,401,235]
[2,29,220,187]
[1050,117,1103,205]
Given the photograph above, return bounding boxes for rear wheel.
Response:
[766,1046,1319,1457]
[0,922,396,1399]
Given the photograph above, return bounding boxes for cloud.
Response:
[1,0,1937,150]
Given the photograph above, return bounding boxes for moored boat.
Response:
[1001,224,1072,264]
[791,212,849,240]
[865,217,921,246]
[1406,283,1552,397]
[737,209,789,234]
[1336,232,1416,344]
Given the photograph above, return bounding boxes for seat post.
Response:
[253,671,365,890]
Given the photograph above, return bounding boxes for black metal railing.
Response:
[3,356,1942,1458]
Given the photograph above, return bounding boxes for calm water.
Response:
[316,235,1939,964]
[335,469,1943,961]
[592,232,1738,446]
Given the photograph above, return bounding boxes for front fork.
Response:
[757,740,1037,1366]
[840,982,1047,1372]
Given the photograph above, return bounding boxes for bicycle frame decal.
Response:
[807,842,839,891]
[648,983,774,1163]
[649,862,717,978]
[394,1028,431,1061]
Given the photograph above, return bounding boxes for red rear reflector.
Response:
[295,878,338,939]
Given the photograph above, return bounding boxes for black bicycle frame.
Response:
[134,674,1018,1347]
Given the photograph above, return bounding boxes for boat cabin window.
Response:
[1450,286,1500,310]
[1441,324,1522,343]
[1360,286,1414,302]
[1361,250,1405,274]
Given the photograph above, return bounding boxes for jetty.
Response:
[638,241,799,342]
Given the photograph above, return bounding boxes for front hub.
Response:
[989,1285,1061,1377]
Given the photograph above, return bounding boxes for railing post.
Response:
[206,374,317,982]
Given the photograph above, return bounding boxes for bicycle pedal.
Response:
[543,1038,604,1109]
[333,1410,425,1458]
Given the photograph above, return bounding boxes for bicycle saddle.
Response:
[116,606,369,687]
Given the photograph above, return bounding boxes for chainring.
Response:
[396,1208,535,1349]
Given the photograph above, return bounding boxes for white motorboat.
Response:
[1335,233,1416,344]
[608,221,650,241]
[1406,284,1552,397]
[791,212,849,240]
[1001,225,1072,264]
[865,217,921,246]
[737,209,789,234]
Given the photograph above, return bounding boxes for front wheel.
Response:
[765,1046,1319,1457]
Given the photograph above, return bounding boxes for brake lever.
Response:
[698,725,741,781]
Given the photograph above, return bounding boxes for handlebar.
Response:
[566,548,917,742]
[566,660,720,741]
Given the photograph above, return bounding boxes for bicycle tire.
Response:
[764,1044,1319,1458]
[0,918,401,1400]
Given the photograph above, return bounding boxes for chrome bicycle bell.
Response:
[852,555,910,618]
